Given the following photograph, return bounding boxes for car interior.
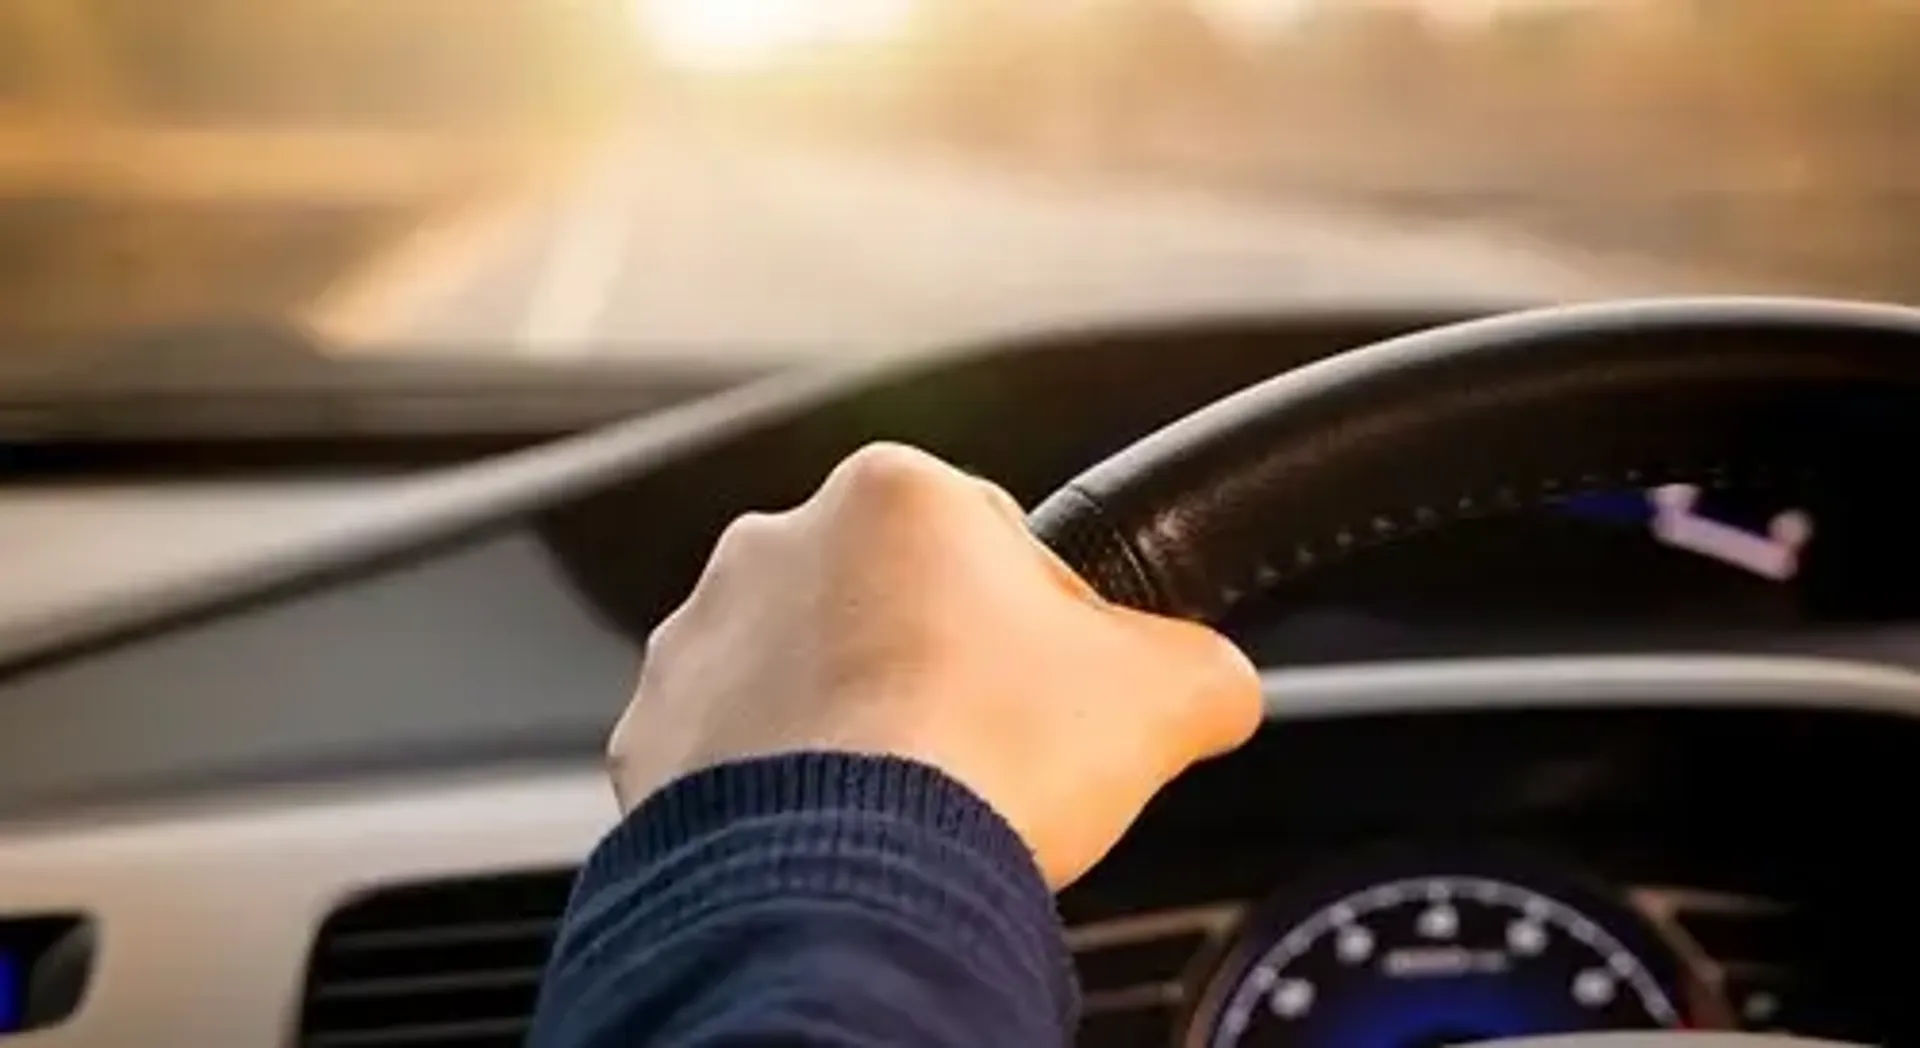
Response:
[5,297,1920,1048]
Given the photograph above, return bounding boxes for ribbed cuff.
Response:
[572,752,1078,1031]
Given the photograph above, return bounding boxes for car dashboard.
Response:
[2,309,1919,1048]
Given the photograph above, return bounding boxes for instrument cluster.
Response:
[1177,847,1728,1048]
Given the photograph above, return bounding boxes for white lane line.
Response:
[517,153,642,356]
[306,187,548,352]
[305,136,606,353]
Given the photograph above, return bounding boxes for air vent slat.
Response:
[303,979,539,1034]
[302,871,1231,1048]
[301,871,573,1048]
[305,1016,530,1048]
[327,917,559,953]
[1066,902,1239,1046]
[1635,886,1805,1035]
[319,936,556,985]
[1078,933,1210,995]
[314,967,547,1002]
[1083,983,1184,1013]
[1672,909,1803,969]
[1077,1005,1182,1048]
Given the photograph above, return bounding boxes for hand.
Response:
[608,443,1263,889]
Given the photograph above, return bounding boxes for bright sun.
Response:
[630,0,917,71]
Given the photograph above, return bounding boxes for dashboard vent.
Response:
[1069,903,1243,1048]
[1631,887,1803,1033]
[297,870,576,1048]
[301,872,1238,1048]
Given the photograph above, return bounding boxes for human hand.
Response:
[608,443,1262,889]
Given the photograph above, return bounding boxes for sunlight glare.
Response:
[631,0,917,71]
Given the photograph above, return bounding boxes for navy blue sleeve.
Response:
[529,752,1080,1047]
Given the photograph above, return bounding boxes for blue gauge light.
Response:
[1189,861,1701,1048]
[1556,489,1653,526]
[1309,972,1587,1048]
[0,949,21,1033]
[1556,486,1815,582]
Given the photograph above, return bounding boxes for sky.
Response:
[624,0,1619,73]
[1195,0,1606,35]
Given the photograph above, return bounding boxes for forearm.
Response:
[529,753,1079,1047]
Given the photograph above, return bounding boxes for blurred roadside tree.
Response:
[0,0,642,339]
[87,0,638,129]
[1210,0,1920,298]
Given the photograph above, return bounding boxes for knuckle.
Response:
[643,594,705,665]
[605,718,631,768]
[1217,681,1266,748]
[834,443,951,499]
[604,729,637,806]
[1194,646,1264,755]
[1133,619,1263,759]
[973,476,1023,514]
[643,611,681,659]
[712,510,783,557]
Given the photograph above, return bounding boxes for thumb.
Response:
[1113,608,1265,762]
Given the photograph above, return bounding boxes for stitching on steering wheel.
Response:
[1215,460,1801,616]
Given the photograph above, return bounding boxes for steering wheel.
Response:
[1031,296,1920,623]
[1027,296,1920,1048]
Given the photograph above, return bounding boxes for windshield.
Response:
[5,0,1916,362]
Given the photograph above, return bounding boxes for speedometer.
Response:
[1186,853,1710,1048]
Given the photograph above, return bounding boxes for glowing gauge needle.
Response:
[1647,484,1813,582]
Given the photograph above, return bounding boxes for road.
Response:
[313,125,1675,361]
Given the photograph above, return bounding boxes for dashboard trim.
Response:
[1259,655,1920,720]
[0,351,910,672]
[0,766,618,1048]
[5,653,1919,1047]
[7,296,1905,676]
[1482,1028,1858,1036]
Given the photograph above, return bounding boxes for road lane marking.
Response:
[517,151,642,356]
[305,135,605,353]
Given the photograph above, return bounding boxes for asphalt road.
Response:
[319,127,1674,361]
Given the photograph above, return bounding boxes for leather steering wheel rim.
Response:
[1029,296,1920,623]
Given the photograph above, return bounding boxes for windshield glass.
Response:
[5,0,1916,362]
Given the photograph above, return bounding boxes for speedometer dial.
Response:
[1188,856,1704,1048]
